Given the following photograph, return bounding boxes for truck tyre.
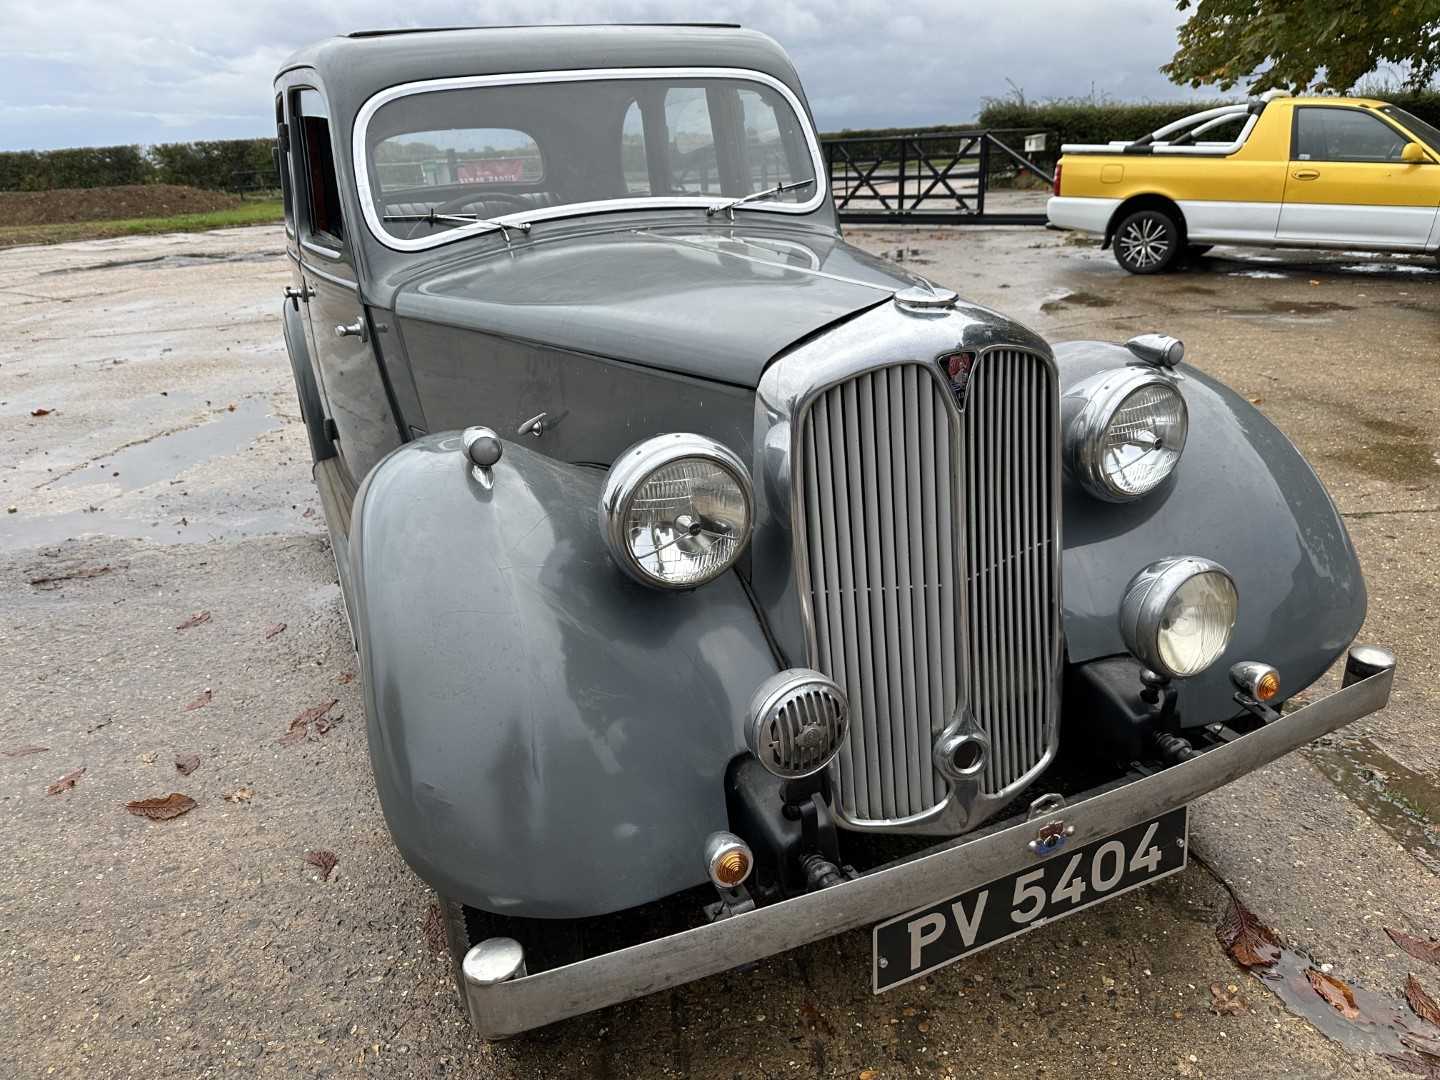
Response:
[1114,208,1182,274]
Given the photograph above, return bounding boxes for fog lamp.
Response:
[1120,556,1237,678]
[1230,661,1280,702]
[703,832,753,889]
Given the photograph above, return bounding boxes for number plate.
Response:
[872,807,1188,992]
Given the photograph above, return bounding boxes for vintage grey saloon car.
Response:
[273,25,1395,1037]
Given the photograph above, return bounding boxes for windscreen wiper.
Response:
[705,178,816,220]
[382,209,531,243]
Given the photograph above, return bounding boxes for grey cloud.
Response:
[1,0,1220,150]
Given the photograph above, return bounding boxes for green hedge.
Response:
[0,145,151,191]
[0,138,276,193]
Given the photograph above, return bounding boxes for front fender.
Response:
[350,435,777,918]
[1052,340,1366,723]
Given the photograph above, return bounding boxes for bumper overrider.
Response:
[461,647,1394,1037]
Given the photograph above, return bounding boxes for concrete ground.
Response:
[1,224,1436,1080]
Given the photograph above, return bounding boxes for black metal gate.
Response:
[822,129,1054,225]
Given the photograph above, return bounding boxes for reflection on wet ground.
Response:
[1304,735,1440,875]
[40,250,285,275]
[1259,946,1440,1067]
[53,397,279,492]
[1039,289,1116,313]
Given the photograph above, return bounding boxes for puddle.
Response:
[1327,442,1440,484]
[1229,270,1289,280]
[42,250,284,275]
[1303,735,1440,875]
[1231,300,1358,316]
[1338,263,1437,276]
[1039,289,1116,313]
[1258,947,1440,1067]
[54,398,280,491]
[0,506,314,550]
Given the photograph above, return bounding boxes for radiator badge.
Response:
[939,351,976,406]
[1025,793,1076,856]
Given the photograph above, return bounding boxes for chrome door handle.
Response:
[333,319,365,339]
[1292,169,1320,180]
[283,284,315,310]
[517,412,548,438]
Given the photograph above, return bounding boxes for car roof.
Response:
[276,24,806,117]
[1281,95,1390,108]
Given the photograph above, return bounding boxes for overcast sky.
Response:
[0,0,1220,151]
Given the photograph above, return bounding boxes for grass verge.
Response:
[0,199,284,249]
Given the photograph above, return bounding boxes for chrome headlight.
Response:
[1120,556,1237,678]
[1066,368,1187,500]
[599,433,753,589]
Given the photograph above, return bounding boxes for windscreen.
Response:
[1380,105,1440,154]
[364,75,818,244]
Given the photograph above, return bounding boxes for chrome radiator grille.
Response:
[797,352,1059,826]
[963,349,1060,795]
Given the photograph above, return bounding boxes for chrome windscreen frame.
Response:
[752,301,1064,836]
[351,67,830,254]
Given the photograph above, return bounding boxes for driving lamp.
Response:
[1120,556,1237,678]
[599,433,753,589]
[1067,368,1188,500]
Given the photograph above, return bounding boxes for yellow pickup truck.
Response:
[1047,92,1440,273]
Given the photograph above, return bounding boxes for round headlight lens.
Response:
[600,434,753,589]
[1068,370,1187,500]
[1120,557,1237,678]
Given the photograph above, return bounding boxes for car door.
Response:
[1277,105,1439,248]
[291,86,402,486]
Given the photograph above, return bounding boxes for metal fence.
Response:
[822,129,1054,225]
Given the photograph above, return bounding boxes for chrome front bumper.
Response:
[462,648,1395,1037]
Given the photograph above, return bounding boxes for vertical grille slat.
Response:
[800,352,1059,824]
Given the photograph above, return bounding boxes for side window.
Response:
[737,87,806,196]
[1294,107,1408,163]
[274,96,294,230]
[295,89,345,243]
[664,88,719,194]
[621,101,649,193]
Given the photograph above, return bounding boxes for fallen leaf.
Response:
[302,507,315,519]
[305,849,338,880]
[2,745,48,758]
[27,564,115,588]
[174,753,200,776]
[313,713,342,736]
[1307,968,1361,1020]
[30,407,52,417]
[175,611,211,630]
[337,670,354,685]
[183,689,212,711]
[264,622,286,640]
[422,903,447,955]
[1389,929,1440,970]
[223,787,254,803]
[126,793,197,820]
[1248,397,1263,405]
[860,1072,878,1080]
[46,767,85,795]
[226,403,236,412]
[1209,982,1246,1017]
[1217,896,1282,968]
[1409,974,1440,1027]
[295,699,339,726]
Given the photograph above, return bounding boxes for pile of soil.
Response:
[0,185,241,226]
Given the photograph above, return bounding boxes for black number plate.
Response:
[872,807,1188,991]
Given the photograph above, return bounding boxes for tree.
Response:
[1164,0,1440,93]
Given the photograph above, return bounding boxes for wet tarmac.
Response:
[1,223,1437,1080]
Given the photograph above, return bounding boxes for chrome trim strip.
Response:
[461,655,1394,1037]
[352,67,829,254]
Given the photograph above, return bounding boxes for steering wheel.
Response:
[432,191,535,216]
